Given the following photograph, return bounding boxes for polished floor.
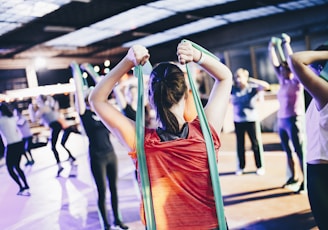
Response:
[0,131,317,230]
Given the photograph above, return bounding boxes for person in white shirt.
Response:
[288,43,328,229]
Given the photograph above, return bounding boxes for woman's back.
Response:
[130,118,221,229]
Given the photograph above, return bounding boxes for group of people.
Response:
[230,34,327,229]
[0,94,81,197]
[231,33,306,193]
[0,36,327,229]
[28,94,80,177]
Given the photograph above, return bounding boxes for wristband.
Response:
[197,52,205,65]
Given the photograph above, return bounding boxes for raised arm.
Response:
[268,37,284,82]
[113,83,128,111]
[71,62,87,115]
[28,103,38,123]
[268,38,281,68]
[288,50,328,110]
[248,77,270,91]
[177,41,233,135]
[281,33,293,56]
[89,45,150,150]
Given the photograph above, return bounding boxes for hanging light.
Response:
[104,60,110,67]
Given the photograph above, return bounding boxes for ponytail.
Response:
[149,62,187,133]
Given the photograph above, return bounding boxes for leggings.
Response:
[90,153,120,227]
[49,121,77,163]
[278,116,304,161]
[49,121,62,163]
[61,126,80,159]
[22,136,33,161]
[234,121,262,169]
[307,163,328,229]
[6,141,29,190]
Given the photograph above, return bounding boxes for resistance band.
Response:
[183,39,227,230]
[134,64,156,230]
[80,63,103,83]
[70,61,89,90]
[271,37,285,62]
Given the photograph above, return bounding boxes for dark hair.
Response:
[38,94,47,102]
[14,107,23,114]
[310,44,328,73]
[149,62,187,134]
[280,61,289,68]
[279,61,291,71]
[0,102,13,117]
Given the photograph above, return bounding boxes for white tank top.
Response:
[306,100,328,163]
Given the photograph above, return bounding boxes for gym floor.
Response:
[0,131,317,230]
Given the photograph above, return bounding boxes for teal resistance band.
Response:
[80,63,103,83]
[134,64,156,230]
[183,39,227,230]
[70,61,89,90]
[271,37,285,62]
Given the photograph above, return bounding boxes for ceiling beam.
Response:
[0,57,107,70]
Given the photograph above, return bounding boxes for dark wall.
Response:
[0,69,27,93]
[36,68,72,86]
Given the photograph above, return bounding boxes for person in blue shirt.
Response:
[231,68,270,176]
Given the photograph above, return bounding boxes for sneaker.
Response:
[256,167,265,176]
[283,177,298,187]
[113,221,129,230]
[57,166,64,177]
[17,188,31,196]
[68,156,76,163]
[235,169,244,176]
[295,182,305,194]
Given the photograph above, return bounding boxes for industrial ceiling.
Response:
[0,0,327,70]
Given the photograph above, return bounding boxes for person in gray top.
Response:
[0,102,30,196]
[29,95,77,177]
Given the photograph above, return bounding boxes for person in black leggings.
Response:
[0,102,30,196]
[14,107,35,166]
[72,63,129,230]
[28,95,77,177]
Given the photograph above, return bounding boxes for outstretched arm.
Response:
[288,50,328,110]
[89,45,150,150]
[177,41,233,135]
